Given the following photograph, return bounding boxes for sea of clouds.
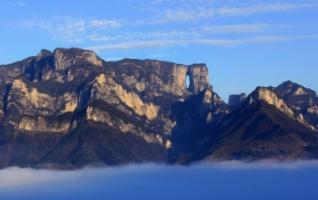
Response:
[1,161,318,200]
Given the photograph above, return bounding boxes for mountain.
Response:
[275,81,318,129]
[0,48,317,168]
[0,48,224,168]
[187,87,318,162]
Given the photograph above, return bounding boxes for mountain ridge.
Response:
[0,47,317,168]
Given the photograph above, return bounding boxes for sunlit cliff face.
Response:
[0,48,212,138]
[248,87,317,131]
[93,73,159,120]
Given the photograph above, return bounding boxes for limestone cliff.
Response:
[0,48,317,168]
[0,48,218,168]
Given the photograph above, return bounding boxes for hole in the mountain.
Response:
[185,75,190,89]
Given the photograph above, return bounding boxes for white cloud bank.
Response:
[1,161,318,189]
[1,161,318,200]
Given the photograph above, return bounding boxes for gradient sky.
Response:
[0,0,317,100]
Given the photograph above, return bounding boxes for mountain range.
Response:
[0,48,317,168]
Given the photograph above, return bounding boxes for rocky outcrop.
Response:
[228,93,246,110]
[4,78,78,133]
[275,81,318,129]
[187,64,210,93]
[53,48,103,71]
[86,106,171,148]
[250,87,298,118]
[91,73,159,120]
[105,59,210,100]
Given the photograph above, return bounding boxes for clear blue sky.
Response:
[0,0,317,101]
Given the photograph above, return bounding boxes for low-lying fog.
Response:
[1,161,318,200]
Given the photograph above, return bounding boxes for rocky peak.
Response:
[36,49,53,59]
[275,80,318,128]
[53,48,103,71]
[228,93,246,110]
[16,48,106,83]
[275,80,314,98]
[187,64,210,94]
[247,87,316,131]
[275,80,317,107]
[249,87,296,116]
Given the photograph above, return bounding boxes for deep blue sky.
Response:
[0,0,317,100]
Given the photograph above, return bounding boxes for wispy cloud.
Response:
[88,40,184,51]
[0,0,26,7]
[18,17,276,44]
[14,1,26,7]
[14,1,318,51]
[216,3,316,16]
[87,35,318,51]
[20,16,121,43]
[86,23,274,43]
[141,3,317,24]
[202,23,272,34]
[88,19,121,29]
